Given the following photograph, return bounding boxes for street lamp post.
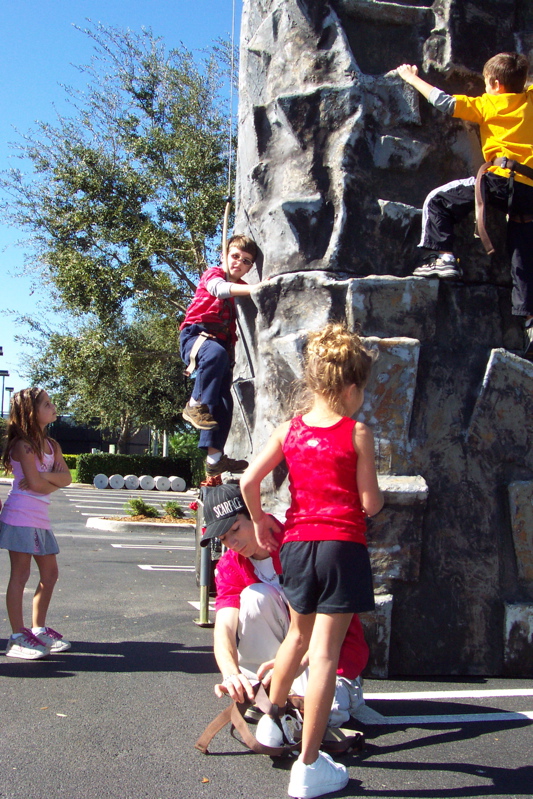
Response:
[5,387,14,417]
[0,370,9,418]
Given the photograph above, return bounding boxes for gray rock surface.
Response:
[228,0,533,675]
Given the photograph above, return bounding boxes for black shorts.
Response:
[279,540,375,615]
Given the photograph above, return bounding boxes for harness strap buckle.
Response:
[183,331,216,377]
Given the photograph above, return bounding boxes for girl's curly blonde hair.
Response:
[300,323,375,414]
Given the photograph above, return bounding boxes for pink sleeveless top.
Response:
[282,416,367,545]
[0,442,55,528]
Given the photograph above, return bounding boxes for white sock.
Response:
[32,627,47,634]
[206,452,222,465]
[189,396,202,407]
[11,633,23,639]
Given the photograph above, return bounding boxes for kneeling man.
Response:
[201,483,370,726]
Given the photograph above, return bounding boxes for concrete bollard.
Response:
[139,475,155,490]
[109,474,125,489]
[93,474,108,489]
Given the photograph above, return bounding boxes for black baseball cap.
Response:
[200,483,247,546]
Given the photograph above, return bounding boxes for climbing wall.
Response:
[228,0,533,676]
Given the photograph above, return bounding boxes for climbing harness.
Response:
[183,331,215,377]
[475,156,533,254]
[195,681,364,757]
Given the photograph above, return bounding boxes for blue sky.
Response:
[0,0,241,398]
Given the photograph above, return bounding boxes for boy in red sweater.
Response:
[180,235,260,476]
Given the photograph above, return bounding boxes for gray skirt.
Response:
[0,522,60,556]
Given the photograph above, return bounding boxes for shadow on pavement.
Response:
[0,639,217,677]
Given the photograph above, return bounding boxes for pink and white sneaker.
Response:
[34,627,71,653]
[5,628,50,660]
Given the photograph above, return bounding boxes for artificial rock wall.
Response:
[227,0,533,676]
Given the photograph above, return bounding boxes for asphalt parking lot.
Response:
[0,482,532,799]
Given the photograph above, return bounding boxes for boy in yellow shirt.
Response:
[398,52,533,357]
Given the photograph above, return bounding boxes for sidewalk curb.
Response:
[85,517,195,534]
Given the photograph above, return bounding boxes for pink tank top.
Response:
[0,441,55,528]
[282,416,367,545]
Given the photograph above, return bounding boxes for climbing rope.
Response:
[222,0,237,275]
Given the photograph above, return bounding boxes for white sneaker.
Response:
[33,626,71,653]
[5,628,50,660]
[413,253,462,279]
[255,712,299,747]
[347,676,365,716]
[328,676,365,727]
[288,751,349,798]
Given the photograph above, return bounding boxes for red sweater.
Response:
[180,266,241,344]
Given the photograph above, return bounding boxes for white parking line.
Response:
[78,512,193,518]
[352,688,533,726]
[73,500,187,515]
[364,688,533,700]
[83,504,184,508]
[77,506,189,512]
[188,600,216,611]
[369,710,533,725]
[138,565,195,572]
[111,544,194,550]
[70,501,167,506]
[54,532,195,542]
[68,499,189,505]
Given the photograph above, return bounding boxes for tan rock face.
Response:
[230,0,533,675]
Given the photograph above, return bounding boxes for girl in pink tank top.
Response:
[241,324,384,799]
[0,388,72,660]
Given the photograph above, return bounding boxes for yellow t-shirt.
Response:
[453,87,533,187]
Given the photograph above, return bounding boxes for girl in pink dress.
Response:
[0,388,72,659]
[241,324,383,799]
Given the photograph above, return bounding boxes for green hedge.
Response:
[63,454,78,469]
[77,453,192,487]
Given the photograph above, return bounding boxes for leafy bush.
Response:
[169,430,200,456]
[63,454,78,469]
[163,501,185,519]
[77,453,192,486]
[169,431,205,486]
[124,498,160,518]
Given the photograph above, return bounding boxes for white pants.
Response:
[237,583,308,696]
[236,582,364,726]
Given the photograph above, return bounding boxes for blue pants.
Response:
[180,324,234,451]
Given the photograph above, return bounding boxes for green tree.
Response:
[1,22,232,321]
[22,312,190,452]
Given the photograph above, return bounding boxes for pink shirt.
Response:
[0,442,55,528]
[214,527,283,613]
